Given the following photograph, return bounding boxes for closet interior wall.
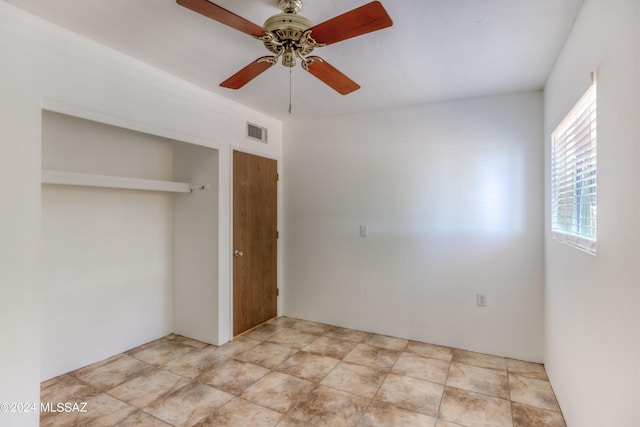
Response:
[40,110,218,381]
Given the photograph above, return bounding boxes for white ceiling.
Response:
[6,0,584,120]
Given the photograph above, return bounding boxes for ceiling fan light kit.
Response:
[176,0,393,96]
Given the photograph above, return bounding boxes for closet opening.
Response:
[40,110,219,381]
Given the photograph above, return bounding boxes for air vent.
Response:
[247,122,268,143]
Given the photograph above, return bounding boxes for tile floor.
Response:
[40,317,565,426]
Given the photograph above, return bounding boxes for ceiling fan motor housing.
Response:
[262,13,319,67]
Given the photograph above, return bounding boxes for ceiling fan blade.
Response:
[303,57,360,95]
[220,57,275,89]
[177,0,265,37]
[309,1,393,46]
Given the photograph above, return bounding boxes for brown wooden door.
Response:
[233,151,278,336]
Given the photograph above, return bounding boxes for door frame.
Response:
[227,147,282,340]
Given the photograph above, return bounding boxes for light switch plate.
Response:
[477,293,487,307]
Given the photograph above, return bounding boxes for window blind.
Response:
[551,83,597,253]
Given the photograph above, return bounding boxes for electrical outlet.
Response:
[476,293,487,307]
[359,225,368,237]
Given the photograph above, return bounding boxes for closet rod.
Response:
[41,169,193,193]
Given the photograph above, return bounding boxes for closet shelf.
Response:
[41,169,192,193]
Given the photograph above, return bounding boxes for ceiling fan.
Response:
[176,0,393,95]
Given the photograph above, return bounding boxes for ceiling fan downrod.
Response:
[278,0,304,14]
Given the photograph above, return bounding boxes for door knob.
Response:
[234,250,244,257]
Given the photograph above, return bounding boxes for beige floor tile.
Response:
[41,392,136,427]
[343,343,401,369]
[439,386,512,427]
[320,361,387,399]
[434,420,466,427]
[69,352,129,376]
[108,368,190,408]
[166,334,210,349]
[114,410,173,426]
[198,358,270,395]
[241,371,315,413]
[267,316,300,328]
[509,374,561,412]
[290,319,331,334]
[507,359,549,380]
[72,354,155,391]
[277,416,317,426]
[129,339,198,366]
[124,338,167,356]
[363,333,409,351]
[303,335,359,359]
[243,323,286,341]
[218,336,261,358]
[193,397,283,426]
[452,349,507,371]
[512,402,566,427]
[275,351,340,382]
[144,382,233,426]
[42,321,566,427]
[235,341,298,369]
[162,346,228,379]
[392,354,450,384]
[323,325,369,343]
[374,373,444,417]
[288,385,369,426]
[40,374,99,407]
[446,361,510,399]
[406,341,453,362]
[267,328,320,349]
[358,401,437,427]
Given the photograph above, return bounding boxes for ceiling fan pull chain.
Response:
[289,67,293,114]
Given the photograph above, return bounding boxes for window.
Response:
[551,83,597,253]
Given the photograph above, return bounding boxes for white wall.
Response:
[0,2,281,425]
[544,0,640,425]
[283,91,544,361]
[173,143,219,344]
[0,6,42,426]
